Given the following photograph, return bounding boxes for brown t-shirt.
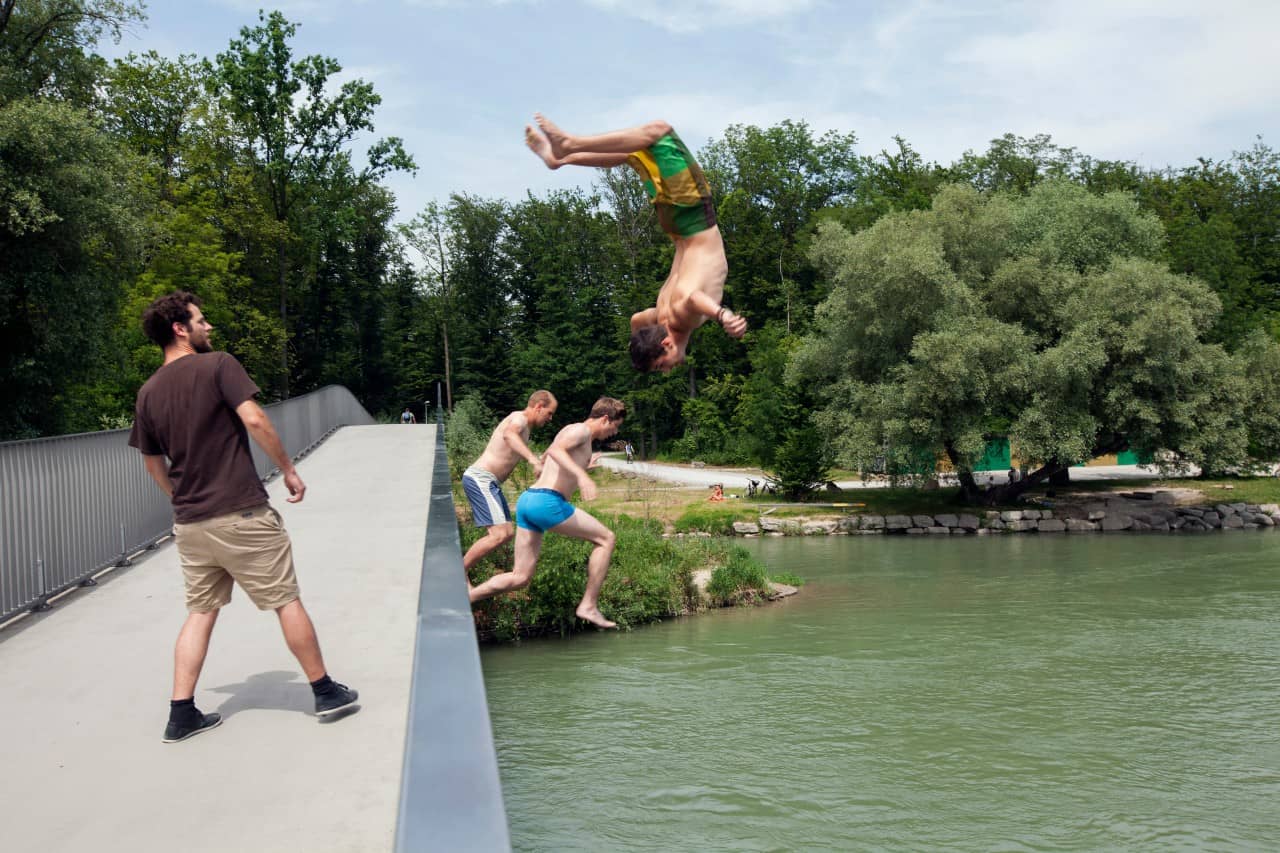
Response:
[128,351,269,523]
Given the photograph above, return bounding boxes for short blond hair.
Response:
[528,390,556,408]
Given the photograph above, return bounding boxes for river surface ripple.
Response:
[482,532,1280,852]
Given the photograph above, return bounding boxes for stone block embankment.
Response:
[728,501,1280,537]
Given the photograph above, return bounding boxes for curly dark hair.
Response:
[629,325,667,371]
[141,291,202,348]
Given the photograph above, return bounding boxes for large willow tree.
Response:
[792,181,1278,505]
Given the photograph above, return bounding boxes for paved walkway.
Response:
[0,424,435,853]
[596,456,1179,490]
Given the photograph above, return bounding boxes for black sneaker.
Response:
[162,712,222,743]
[315,682,359,717]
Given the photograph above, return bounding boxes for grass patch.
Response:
[706,549,772,606]
[1150,475,1280,505]
[671,503,744,535]
[769,571,805,587]
[462,513,773,642]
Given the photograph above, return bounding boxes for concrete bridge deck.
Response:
[0,424,435,853]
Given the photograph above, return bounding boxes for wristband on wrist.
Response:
[716,306,729,325]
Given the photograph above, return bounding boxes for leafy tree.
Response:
[794,181,1252,505]
[102,51,206,199]
[732,323,803,466]
[0,0,143,105]
[1235,330,1280,464]
[0,97,144,437]
[434,194,513,408]
[401,201,458,411]
[828,136,948,232]
[505,189,626,418]
[766,424,831,500]
[950,133,1082,194]
[1139,160,1260,345]
[700,120,862,336]
[378,258,441,419]
[211,10,412,394]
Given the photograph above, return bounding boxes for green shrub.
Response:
[769,571,804,587]
[464,513,769,642]
[444,392,495,479]
[766,426,831,499]
[706,548,772,605]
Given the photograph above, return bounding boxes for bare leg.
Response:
[276,598,326,682]
[547,509,617,628]
[526,123,633,169]
[463,522,515,571]
[469,527,543,603]
[173,609,220,700]
[535,114,671,158]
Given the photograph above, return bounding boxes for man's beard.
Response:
[192,338,213,353]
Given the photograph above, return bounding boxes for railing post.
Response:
[115,523,133,568]
[31,558,52,612]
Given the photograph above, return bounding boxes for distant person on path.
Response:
[525,115,747,372]
[401,407,416,424]
[129,291,358,744]
[469,397,626,629]
[625,440,635,463]
[461,390,558,574]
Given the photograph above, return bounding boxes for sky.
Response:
[102,0,1280,226]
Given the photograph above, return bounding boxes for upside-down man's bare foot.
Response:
[534,112,572,159]
[576,605,616,629]
[525,124,560,169]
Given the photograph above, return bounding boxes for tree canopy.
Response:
[793,181,1276,503]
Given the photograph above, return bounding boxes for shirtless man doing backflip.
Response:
[461,390,558,574]
[526,115,748,372]
[468,397,626,629]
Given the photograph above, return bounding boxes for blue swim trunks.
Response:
[516,488,576,533]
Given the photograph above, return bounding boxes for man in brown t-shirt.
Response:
[129,291,358,743]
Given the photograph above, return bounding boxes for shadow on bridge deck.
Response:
[0,424,436,852]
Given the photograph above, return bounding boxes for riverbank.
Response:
[590,463,1280,538]
[459,511,794,643]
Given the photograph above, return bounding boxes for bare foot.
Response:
[534,112,573,159]
[525,124,560,170]
[575,605,616,629]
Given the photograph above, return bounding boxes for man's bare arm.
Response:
[502,417,543,473]
[235,399,306,503]
[630,307,660,331]
[688,291,747,338]
[143,454,173,497]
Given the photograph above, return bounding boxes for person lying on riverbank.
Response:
[468,397,627,628]
[525,115,746,372]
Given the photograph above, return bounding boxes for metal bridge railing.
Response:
[0,385,375,624]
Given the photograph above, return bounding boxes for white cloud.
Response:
[582,0,824,33]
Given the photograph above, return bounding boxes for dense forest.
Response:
[4,3,1279,500]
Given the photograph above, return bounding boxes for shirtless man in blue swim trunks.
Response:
[461,390,558,575]
[468,396,626,629]
[526,115,747,372]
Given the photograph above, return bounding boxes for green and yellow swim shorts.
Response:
[626,131,717,238]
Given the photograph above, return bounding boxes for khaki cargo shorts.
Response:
[173,503,299,612]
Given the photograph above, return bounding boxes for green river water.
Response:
[481,532,1280,852]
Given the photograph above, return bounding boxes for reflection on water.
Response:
[482,533,1280,852]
